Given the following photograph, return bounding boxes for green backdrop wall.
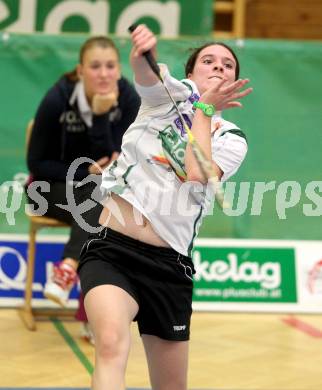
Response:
[0,32,322,239]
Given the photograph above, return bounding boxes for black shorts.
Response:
[77,227,195,341]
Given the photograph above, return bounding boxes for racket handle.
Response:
[128,24,161,81]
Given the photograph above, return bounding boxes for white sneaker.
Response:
[43,262,78,307]
[80,322,95,345]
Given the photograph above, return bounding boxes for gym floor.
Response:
[1,309,322,389]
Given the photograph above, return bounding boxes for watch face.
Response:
[205,105,215,116]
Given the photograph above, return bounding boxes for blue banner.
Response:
[0,235,79,306]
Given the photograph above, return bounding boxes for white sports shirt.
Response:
[101,65,248,256]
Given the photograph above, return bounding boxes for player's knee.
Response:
[95,326,128,362]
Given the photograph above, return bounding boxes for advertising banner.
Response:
[193,246,297,303]
[1,234,322,313]
[192,239,322,313]
[0,234,78,308]
[0,0,213,37]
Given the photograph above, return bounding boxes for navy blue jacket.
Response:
[27,75,140,181]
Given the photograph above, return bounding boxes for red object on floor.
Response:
[282,315,322,338]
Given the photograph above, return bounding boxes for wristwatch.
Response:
[193,101,215,117]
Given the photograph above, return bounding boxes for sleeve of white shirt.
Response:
[134,64,191,109]
[212,132,248,182]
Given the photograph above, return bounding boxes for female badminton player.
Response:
[78,24,252,390]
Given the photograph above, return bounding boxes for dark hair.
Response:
[185,42,240,80]
[65,36,120,82]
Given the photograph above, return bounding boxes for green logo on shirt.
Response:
[158,125,187,180]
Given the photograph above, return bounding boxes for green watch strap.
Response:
[193,101,215,117]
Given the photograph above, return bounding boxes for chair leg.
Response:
[18,223,37,331]
[18,221,76,327]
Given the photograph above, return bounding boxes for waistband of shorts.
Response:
[95,226,191,262]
